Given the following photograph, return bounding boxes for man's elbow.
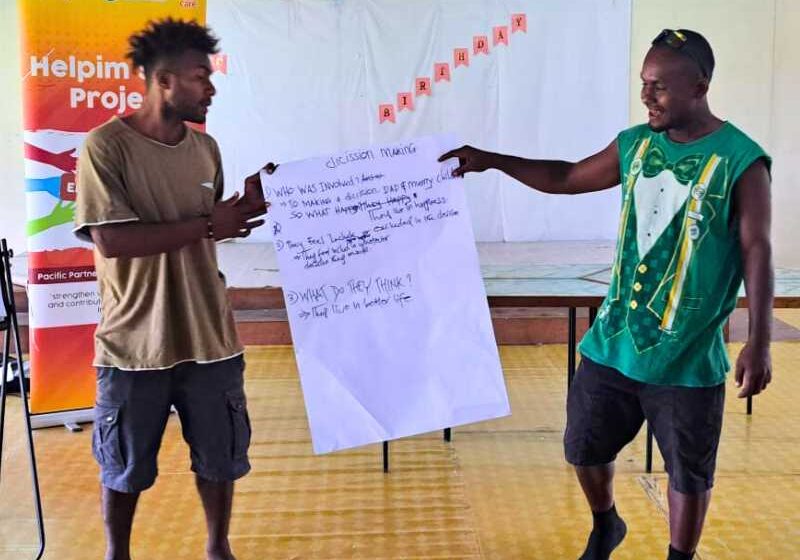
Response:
[90,227,123,258]
[742,236,772,263]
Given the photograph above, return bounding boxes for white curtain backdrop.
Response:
[207,0,632,242]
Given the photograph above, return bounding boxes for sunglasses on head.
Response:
[652,29,709,78]
[653,29,687,48]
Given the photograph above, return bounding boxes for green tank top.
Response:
[579,122,770,387]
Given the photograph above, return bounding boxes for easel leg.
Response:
[567,307,577,388]
[1,240,46,558]
[0,329,10,481]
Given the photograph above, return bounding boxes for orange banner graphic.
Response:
[18,0,207,414]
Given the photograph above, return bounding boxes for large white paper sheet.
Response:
[262,135,510,454]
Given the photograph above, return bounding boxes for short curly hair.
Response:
[127,18,219,81]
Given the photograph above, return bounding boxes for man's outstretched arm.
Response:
[438,140,620,195]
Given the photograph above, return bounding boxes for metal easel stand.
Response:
[0,239,45,559]
[382,427,453,473]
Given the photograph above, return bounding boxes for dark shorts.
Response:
[92,354,251,493]
[564,356,725,494]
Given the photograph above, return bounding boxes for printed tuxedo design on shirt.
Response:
[634,147,705,258]
[601,141,723,353]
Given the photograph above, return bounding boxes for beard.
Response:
[163,99,207,124]
[184,112,207,124]
[181,104,207,124]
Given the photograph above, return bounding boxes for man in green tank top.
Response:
[441,29,773,560]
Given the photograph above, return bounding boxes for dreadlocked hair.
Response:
[127,18,219,80]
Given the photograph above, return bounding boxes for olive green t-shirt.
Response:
[74,117,242,370]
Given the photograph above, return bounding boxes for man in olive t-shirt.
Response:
[74,19,271,560]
